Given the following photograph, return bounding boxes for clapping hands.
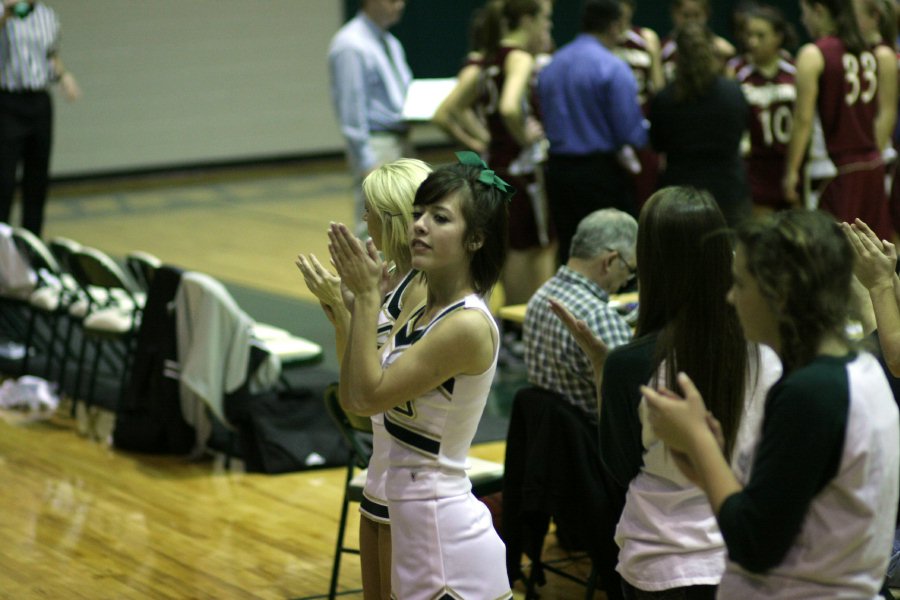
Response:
[841,218,897,292]
[642,372,724,485]
[548,298,609,368]
[296,252,349,324]
[327,222,387,299]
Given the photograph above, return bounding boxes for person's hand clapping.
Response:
[642,372,713,454]
[841,218,897,292]
[549,297,609,367]
[327,222,385,299]
[296,253,342,305]
[296,252,350,324]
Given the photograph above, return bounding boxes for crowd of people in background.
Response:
[323,0,900,598]
[432,0,900,244]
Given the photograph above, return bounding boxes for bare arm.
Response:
[342,306,495,416]
[432,63,489,153]
[842,219,900,375]
[643,27,665,95]
[548,298,609,411]
[874,45,898,152]
[296,252,351,363]
[783,43,823,204]
[47,55,81,102]
[0,0,16,25]
[329,223,494,416]
[499,49,539,147]
[714,36,737,64]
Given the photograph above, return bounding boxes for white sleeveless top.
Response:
[361,269,419,523]
[379,293,499,501]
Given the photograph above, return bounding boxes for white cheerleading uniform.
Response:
[380,293,512,600]
[360,269,420,524]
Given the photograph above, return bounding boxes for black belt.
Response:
[371,129,409,137]
[0,89,49,95]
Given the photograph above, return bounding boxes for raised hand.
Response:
[642,372,711,453]
[842,219,897,291]
[328,222,383,298]
[548,297,609,367]
[296,253,342,307]
[706,412,725,452]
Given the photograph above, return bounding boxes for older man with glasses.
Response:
[523,208,637,424]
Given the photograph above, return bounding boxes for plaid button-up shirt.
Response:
[523,265,633,422]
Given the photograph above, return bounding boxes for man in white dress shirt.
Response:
[328,0,413,231]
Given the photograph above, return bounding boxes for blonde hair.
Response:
[362,158,432,272]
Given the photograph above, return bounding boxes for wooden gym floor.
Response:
[0,152,596,599]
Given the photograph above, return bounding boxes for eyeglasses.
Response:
[607,248,637,280]
[619,255,638,280]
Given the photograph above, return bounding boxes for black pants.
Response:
[545,152,635,264]
[0,90,53,236]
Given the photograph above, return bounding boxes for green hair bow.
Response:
[455,151,516,200]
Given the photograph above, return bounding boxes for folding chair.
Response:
[45,237,87,394]
[0,223,36,363]
[323,382,371,600]
[125,250,162,293]
[10,228,78,378]
[67,246,144,414]
[47,237,81,275]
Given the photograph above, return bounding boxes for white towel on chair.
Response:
[174,271,280,453]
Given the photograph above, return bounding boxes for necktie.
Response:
[381,35,403,82]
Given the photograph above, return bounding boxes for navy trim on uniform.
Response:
[384,414,440,456]
[392,401,415,417]
[394,305,427,346]
[440,378,455,396]
[385,269,418,319]
[360,496,390,520]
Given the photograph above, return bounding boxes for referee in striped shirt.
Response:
[0,1,80,236]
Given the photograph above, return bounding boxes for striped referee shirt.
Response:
[523,265,633,422]
[0,3,60,91]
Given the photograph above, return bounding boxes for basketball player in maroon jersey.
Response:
[476,0,557,306]
[614,0,665,209]
[433,5,492,154]
[855,0,900,234]
[785,0,894,241]
[855,0,898,150]
[729,6,798,213]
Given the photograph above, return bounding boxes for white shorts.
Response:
[389,492,512,600]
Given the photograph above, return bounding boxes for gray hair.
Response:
[568,208,638,261]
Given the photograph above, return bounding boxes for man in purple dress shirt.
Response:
[538,0,647,263]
